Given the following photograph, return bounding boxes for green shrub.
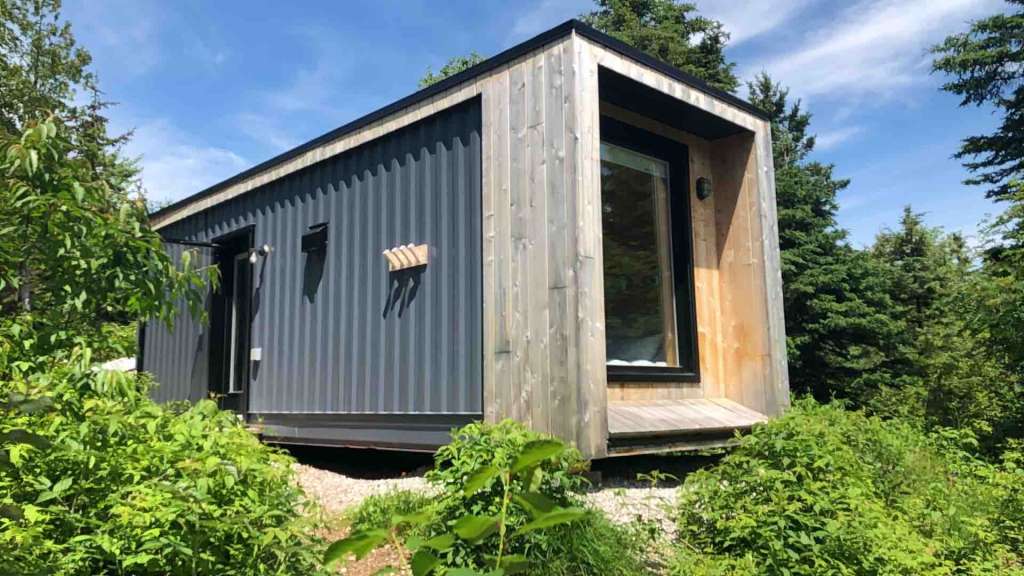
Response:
[428,419,588,505]
[525,510,650,576]
[94,321,139,363]
[672,399,1024,575]
[328,420,649,575]
[426,419,588,568]
[0,348,324,576]
[346,489,435,533]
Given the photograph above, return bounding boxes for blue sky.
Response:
[64,0,1005,246]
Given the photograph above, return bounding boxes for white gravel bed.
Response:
[584,485,677,540]
[294,462,679,541]
[293,463,432,515]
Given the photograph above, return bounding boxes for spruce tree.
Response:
[748,74,908,402]
[932,0,1024,201]
[581,0,738,92]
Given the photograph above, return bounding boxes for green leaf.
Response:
[511,439,564,473]
[419,533,455,551]
[512,507,586,536]
[445,569,488,576]
[372,568,397,576]
[52,477,72,495]
[453,515,500,543]
[0,504,23,520]
[411,549,440,576]
[463,465,500,496]
[494,554,530,574]
[393,508,432,528]
[513,492,557,518]
[323,529,388,567]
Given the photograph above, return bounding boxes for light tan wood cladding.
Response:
[598,102,725,401]
[584,34,789,419]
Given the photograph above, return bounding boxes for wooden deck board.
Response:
[607,398,767,438]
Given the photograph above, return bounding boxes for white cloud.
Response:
[260,27,358,117]
[65,0,162,79]
[694,0,815,45]
[123,118,248,203]
[508,0,811,46]
[509,0,592,41]
[816,125,865,151]
[234,113,299,154]
[743,0,1003,100]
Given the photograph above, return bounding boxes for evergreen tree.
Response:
[748,74,909,402]
[581,0,738,92]
[932,0,1024,201]
[0,0,135,191]
[872,207,963,338]
[422,2,738,93]
[869,208,1020,450]
[419,51,485,88]
[747,72,815,167]
[933,1,1024,448]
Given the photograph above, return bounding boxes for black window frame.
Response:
[600,115,701,383]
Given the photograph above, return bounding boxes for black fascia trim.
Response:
[149,19,766,223]
[161,238,219,249]
[571,21,768,120]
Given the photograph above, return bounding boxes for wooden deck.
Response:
[607,398,767,439]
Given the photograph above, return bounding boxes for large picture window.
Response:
[600,116,699,381]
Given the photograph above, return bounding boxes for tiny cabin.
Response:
[141,20,789,459]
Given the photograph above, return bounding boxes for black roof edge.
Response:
[571,21,768,120]
[150,19,766,223]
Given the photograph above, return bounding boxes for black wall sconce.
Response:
[696,177,713,201]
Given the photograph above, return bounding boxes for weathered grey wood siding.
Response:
[477,35,609,458]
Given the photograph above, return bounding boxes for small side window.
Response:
[301,222,328,253]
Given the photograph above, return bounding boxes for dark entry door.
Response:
[209,228,254,415]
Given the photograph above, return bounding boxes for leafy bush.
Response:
[1,118,212,374]
[426,419,588,567]
[428,419,587,506]
[525,510,650,576]
[94,321,139,363]
[673,399,1024,575]
[339,447,649,576]
[0,348,324,575]
[328,420,640,575]
[347,489,434,533]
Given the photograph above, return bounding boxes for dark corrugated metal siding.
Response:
[142,100,483,424]
[143,242,212,404]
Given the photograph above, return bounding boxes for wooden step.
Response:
[607,398,767,439]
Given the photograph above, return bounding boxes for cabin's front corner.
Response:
[572,32,789,456]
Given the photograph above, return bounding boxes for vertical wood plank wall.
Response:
[481,36,609,458]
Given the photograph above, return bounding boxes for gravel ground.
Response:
[294,463,432,515]
[293,460,678,537]
[583,485,677,539]
[290,448,701,574]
